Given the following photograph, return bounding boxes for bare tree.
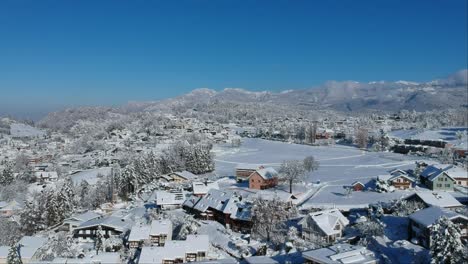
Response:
[279,160,306,193]
[303,156,319,173]
[251,198,297,246]
[355,127,368,149]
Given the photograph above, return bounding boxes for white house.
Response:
[138,235,209,263]
[299,209,350,243]
[302,243,377,264]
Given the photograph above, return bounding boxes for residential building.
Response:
[185,189,252,232]
[302,243,377,264]
[235,164,261,182]
[299,209,350,243]
[153,190,186,210]
[168,171,198,182]
[351,181,365,191]
[192,181,219,197]
[34,171,58,182]
[138,235,209,264]
[419,164,457,191]
[408,206,468,248]
[0,236,48,264]
[403,192,464,210]
[128,224,151,248]
[58,211,102,232]
[249,167,278,190]
[73,215,133,241]
[150,219,173,246]
[378,169,415,190]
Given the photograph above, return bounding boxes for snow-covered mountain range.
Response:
[131,69,467,112]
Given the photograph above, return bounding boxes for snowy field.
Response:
[390,127,468,149]
[213,138,419,209]
[10,123,46,138]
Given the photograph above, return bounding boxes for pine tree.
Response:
[0,165,14,185]
[430,216,464,264]
[7,244,22,264]
[45,192,61,227]
[95,225,105,255]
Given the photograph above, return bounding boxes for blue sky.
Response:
[0,0,467,118]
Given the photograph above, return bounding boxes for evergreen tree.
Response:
[20,192,48,235]
[7,244,22,264]
[95,225,105,255]
[79,180,90,206]
[430,216,464,264]
[0,165,14,185]
[45,192,61,227]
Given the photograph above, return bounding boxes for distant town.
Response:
[0,90,467,264]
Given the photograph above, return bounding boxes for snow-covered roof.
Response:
[420,164,464,182]
[192,189,234,213]
[7,236,49,259]
[172,170,197,181]
[75,215,133,233]
[222,196,252,221]
[302,243,376,264]
[70,167,113,185]
[182,195,201,208]
[405,192,463,208]
[245,256,279,264]
[155,190,186,206]
[139,235,209,263]
[444,165,468,179]
[299,209,349,236]
[18,236,47,249]
[34,171,58,179]
[128,224,151,242]
[251,167,278,180]
[150,219,172,236]
[52,252,121,264]
[378,173,415,183]
[409,206,467,228]
[65,211,101,223]
[192,181,220,195]
[389,169,408,176]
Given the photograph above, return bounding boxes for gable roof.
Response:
[299,209,349,236]
[192,181,220,195]
[405,192,463,208]
[420,164,457,182]
[409,206,468,228]
[351,181,365,187]
[251,167,278,180]
[75,215,133,233]
[172,171,197,181]
[192,189,234,213]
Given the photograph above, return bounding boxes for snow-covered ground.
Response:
[214,139,419,209]
[10,123,46,138]
[390,127,468,149]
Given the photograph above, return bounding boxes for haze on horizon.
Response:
[0,0,467,120]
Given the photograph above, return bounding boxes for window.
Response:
[445,184,450,187]
[444,178,447,181]
[437,184,442,187]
